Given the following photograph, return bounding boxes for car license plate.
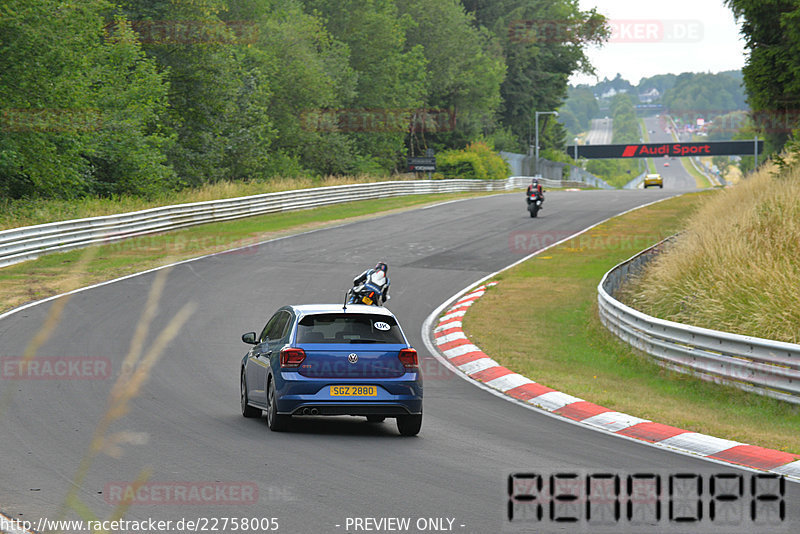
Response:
[330,385,377,397]
[361,296,373,305]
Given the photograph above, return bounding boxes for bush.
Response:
[436,142,510,180]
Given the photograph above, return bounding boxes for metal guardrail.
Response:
[0,177,540,269]
[500,151,614,190]
[623,171,647,189]
[510,176,594,190]
[598,237,800,404]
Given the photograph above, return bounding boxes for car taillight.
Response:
[398,348,418,368]
[280,347,306,367]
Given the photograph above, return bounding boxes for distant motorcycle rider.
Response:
[527,178,544,207]
[352,261,391,305]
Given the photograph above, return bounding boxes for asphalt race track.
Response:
[1,189,797,534]
[643,116,700,190]
[586,117,613,145]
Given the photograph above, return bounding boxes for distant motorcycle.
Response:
[527,190,543,218]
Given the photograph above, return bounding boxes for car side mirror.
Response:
[241,332,258,345]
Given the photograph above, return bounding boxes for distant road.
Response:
[643,115,699,189]
[586,117,613,145]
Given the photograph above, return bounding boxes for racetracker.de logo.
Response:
[1,357,111,380]
[508,231,668,255]
[668,109,799,135]
[300,108,456,133]
[508,19,703,44]
[1,108,103,133]
[104,481,259,505]
[110,20,259,45]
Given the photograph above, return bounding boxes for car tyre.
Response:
[366,415,386,423]
[396,413,422,436]
[241,372,261,418]
[266,378,290,432]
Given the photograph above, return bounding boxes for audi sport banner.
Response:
[566,140,763,159]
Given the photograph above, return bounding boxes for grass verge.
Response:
[463,191,800,454]
[638,118,655,174]
[680,156,713,188]
[0,191,497,314]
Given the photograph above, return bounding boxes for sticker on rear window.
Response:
[374,321,390,331]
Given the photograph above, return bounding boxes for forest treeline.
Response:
[0,0,606,199]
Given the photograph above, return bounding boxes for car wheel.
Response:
[366,415,386,423]
[396,413,422,436]
[659,184,663,189]
[241,372,261,418]
[266,378,290,432]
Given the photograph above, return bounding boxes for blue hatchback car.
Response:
[240,304,423,435]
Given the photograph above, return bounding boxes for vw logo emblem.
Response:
[348,353,359,364]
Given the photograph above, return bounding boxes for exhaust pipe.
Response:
[302,408,311,415]
[310,408,319,415]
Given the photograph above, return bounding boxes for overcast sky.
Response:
[571,0,747,86]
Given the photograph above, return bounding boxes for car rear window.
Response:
[296,313,406,344]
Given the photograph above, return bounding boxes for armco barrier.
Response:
[0,177,543,269]
[598,237,800,404]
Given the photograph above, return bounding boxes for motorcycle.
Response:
[347,282,390,306]
[527,190,543,218]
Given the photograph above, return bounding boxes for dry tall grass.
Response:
[624,162,800,343]
[0,175,412,230]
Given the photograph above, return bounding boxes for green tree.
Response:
[223,0,356,176]
[559,85,599,134]
[397,0,506,151]
[85,17,175,195]
[610,93,639,144]
[463,0,607,151]
[301,0,428,171]
[662,72,747,116]
[0,0,173,198]
[636,73,677,96]
[118,0,275,185]
[724,0,800,152]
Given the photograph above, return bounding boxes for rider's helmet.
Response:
[532,178,539,186]
[375,261,388,274]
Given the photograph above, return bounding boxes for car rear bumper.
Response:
[289,403,418,416]
[275,374,422,415]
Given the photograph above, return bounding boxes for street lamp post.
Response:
[573,137,579,164]
[534,110,559,176]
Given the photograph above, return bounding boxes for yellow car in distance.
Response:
[644,173,663,188]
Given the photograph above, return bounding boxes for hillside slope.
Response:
[621,163,800,343]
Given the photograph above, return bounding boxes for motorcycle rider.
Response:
[527,178,544,207]
[352,261,391,305]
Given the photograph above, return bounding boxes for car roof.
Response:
[288,304,396,318]
[646,174,661,178]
